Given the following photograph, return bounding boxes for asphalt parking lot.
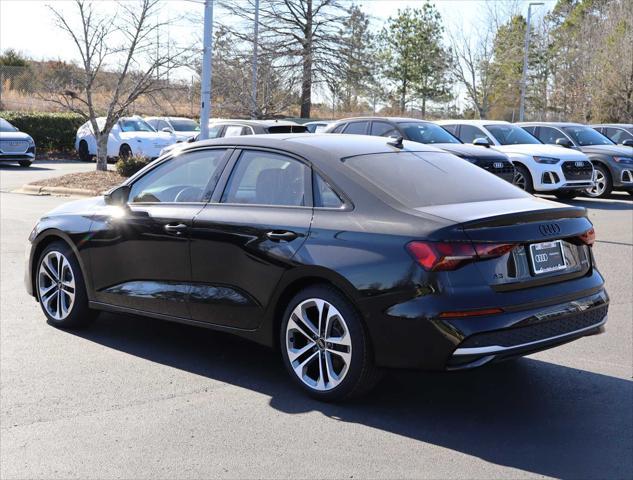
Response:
[1,161,632,479]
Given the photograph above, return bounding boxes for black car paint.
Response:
[324,117,516,182]
[26,135,608,371]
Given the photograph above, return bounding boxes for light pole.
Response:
[251,0,260,119]
[199,0,214,140]
[519,2,543,122]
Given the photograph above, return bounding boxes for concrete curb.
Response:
[19,184,100,197]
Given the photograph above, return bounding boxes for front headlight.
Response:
[533,156,560,164]
[613,156,633,165]
[28,137,35,147]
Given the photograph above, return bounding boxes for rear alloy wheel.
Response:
[119,143,132,159]
[280,286,381,401]
[36,241,96,329]
[18,161,32,167]
[513,164,534,193]
[585,164,612,198]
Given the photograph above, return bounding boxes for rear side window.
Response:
[221,150,308,206]
[314,174,343,208]
[345,151,526,207]
[343,122,369,134]
[606,127,633,143]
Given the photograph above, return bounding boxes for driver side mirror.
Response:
[473,137,491,147]
[556,137,573,148]
[104,184,131,206]
[161,127,173,133]
[621,139,633,147]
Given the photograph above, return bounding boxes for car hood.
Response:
[43,195,107,217]
[433,143,508,160]
[493,143,588,160]
[0,131,33,141]
[580,144,633,156]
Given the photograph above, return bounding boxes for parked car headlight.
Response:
[613,156,633,165]
[28,137,35,147]
[533,156,560,164]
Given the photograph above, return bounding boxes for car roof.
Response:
[590,123,633,128]
[435,120,510,126]
[210,119,300,127]
[179,133,444,163]
[518,122,585,127]
[332,116,433,124]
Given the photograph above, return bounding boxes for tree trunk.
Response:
[400,82,407,114]
[421,97,427,118]
[300,0,313,119]
[96,133,108,172]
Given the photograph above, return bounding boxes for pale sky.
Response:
[0,0,554,62]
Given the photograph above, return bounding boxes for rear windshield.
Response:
[266,125,308,134]
[345,151,526,207]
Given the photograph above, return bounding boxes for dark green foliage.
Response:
[0,111,84,150]
[115,154,150,177]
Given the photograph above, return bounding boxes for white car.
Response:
[437,120,595,199]
[145,116,200,142]
[75,116,176,161]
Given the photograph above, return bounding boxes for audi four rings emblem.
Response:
[539,223,561,236]
[493,162,504,169]
[575,161,584,167]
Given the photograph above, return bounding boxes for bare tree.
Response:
[47,0,187,171]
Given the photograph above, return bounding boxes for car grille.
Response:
[0,140,29,154]
[475,158,515,180]
[457,304,608,349]
[562,160,593,181]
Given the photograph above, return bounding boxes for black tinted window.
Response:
[345,151,526,207]
[398,122,460,144]
[314,174,343,208]
[344,122,369,134]
[129,149,227,203]
[459,125,491,143]
[370,121,398,137]
[221,150,308,206]
[537,126,566,144]
[331,124,346,133]
[442,124,459,135]
[606,127,633,143]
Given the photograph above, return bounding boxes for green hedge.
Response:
[0,111,84,151]
[115,154,150,177]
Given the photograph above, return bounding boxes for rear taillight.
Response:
[579,227,595,246]
[406,241,517,271]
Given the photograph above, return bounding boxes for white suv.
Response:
[437,120,595,199]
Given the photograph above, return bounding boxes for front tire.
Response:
[585,164,612,198]
[18,160,32,167]
[36,241,96,329]
[280,285,382,401]
[513,164,534,193]
[78,140,93,162]
[119,143,132,159]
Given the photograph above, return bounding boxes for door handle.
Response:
[266,230,298,242]
[164,223,187,235]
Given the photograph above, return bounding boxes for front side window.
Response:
[485,124,541,145]
[208,125,224,139]
[223,125,247,137]
[370,121,398,137]
[221,150,308,207]
[119,118,155,133]
[398,122,461,144]
[537,126,567,145]
[562,126,614,146]
[129,149,227,203]
[331,123,346,133]
[459,125,492,144]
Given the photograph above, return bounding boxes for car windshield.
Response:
[345,151,525,208]
[562,126,614,146]
[170,119,200,132]
[119,119,155,132]
[398,122,461,144]
[485,124,541,145]
[0,118,17,132]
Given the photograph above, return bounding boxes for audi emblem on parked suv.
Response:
[539,223,562,236]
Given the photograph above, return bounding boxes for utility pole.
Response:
[251,0,260,119]
[199,0,214,140]
[519,2,543,122]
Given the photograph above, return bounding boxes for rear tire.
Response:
[513,164,534,193]
[36,241,96,329]
[280,285,382,402]
[18,161,32,167]
[585,164,612,198]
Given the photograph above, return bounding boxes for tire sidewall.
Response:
[515,164,534,193]
[279,285,369,401]
[586,164,612,198]
[36,241,91,328]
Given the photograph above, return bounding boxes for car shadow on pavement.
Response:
[0,164,53,171]
[71,312,633,480]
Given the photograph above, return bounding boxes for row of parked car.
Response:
[1,113,631,198]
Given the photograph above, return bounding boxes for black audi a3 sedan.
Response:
[25,134,608,401]
[325,117,516,183]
